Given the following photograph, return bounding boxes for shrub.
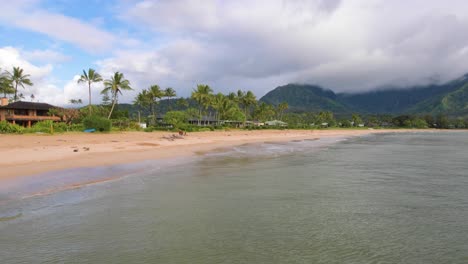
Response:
[25,120,69,134]
[163,111,189,129]
[82,115,112,132]
[0,121,24,134]
[68,123,85,131]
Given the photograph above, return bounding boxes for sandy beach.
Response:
[0,129,435,180]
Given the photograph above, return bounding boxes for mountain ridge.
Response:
[260,73,468,117]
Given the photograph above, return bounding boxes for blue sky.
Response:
[1,0,468,105]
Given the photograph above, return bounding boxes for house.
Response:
[188,116,220,126]
[265,120,288,127]
[0,98,61,127]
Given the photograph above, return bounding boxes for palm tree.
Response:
[134,90,150,123]
[0,68,14,98]
[277,102,288,120]
[102,72,132,119]
[148,85,165,121]
[254,102,276,121]
[7,66,33,101]
[191,84,213,125]
[164,87,177,110]
[211,93,226,122]
[239,90,257,125]
[227,92,237,102]
[78,68,103,114]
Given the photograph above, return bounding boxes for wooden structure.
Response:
[0,99,61,127]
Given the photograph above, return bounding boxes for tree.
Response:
[102,72,132,119]
[191,84,213,125]
[163,111,188,129]
[30,94,35,102]
[134,90,150,123]
[254,102,276,121]
[176,98,189,109]
[164,87,177,110]
[7,66,33,101]
[78,68,103,115]
[148,85,165,123]
[351,113,363,126]
[0,69,14,98]
[69,99,83,105]
[277,102,288,121]
[211,93,226,122]
[435,114,449,129]
[237,90,257,125]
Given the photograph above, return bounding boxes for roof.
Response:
[0,101,59,111]
[265,120,288,126]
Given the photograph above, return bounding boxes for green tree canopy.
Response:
[7,66,33,101]
[78,68,103,114]
[102,72,132,119]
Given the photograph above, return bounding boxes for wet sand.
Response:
[0,129,433,180]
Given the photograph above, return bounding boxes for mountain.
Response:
[409,82,468,116]
[259,84,349,113]
[260,74,468,117]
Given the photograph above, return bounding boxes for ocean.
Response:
[1,132,467,263]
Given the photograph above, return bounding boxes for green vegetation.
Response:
[261,75,468,118]
[83,116,112,132]
[7,66,33,102]
[78,68,103,114]
[0,121,24,134]
[102,72,132,119]
[1,66,467,135]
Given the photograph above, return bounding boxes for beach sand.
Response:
[0,129,430,180]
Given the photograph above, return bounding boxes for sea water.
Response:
[0,132,467,263]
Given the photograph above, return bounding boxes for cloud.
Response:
[116,0,468,94]
[0,47,96,106]
[0,1,116,52]
[4,0,468,105]
[23,49,71,63]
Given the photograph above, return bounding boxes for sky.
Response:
[1,0,468,106]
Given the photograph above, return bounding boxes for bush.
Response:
[25,120,69,134]
[0,121,24,134]
[83,115,112,132]
[68,123,85,131]
[111,118,142,131]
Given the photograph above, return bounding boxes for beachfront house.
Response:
[265,120,288,127]
[0,99,61,127]
[188,116,220,126]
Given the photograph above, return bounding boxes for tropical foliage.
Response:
[102,72,132,119]
[6,67,33,101]
[78,68,102,114]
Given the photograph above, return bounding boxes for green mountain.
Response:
[409,82,468,116]
[260,74,468,117]
[259,84,349,113]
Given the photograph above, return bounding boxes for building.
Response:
[265,120,288,127]
[0,98,61,127]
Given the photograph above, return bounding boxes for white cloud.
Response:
[0,47,96,106]
[4,0,468,105]
[23,49,71,63]
[116,0,468,94]
[0,1,116,52]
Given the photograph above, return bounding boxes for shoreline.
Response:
[0,129,453,181]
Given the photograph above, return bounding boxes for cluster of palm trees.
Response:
[133,85,177,123]
[0,67,34,101]
[77,69,132,119]
[191,84,267,125]
[1,66,289,124]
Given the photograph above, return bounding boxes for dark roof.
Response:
[0,101,59,111]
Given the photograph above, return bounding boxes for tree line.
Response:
[1,66,466,132]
